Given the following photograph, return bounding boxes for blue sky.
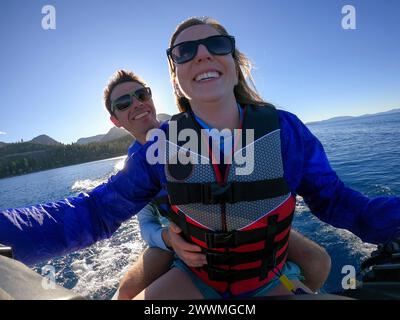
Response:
[0,0,399,144]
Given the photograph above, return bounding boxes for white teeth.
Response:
[134,111,149,120]
[195,71,220,82]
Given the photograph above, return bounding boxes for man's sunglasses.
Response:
[166,35,235,64]
[111,87,152,113]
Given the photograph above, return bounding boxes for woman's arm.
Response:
[280,110,400,244]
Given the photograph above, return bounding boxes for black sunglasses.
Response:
[111,87,152,113]
[166,35,235,64]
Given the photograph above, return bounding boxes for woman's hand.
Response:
[167,222,207,268]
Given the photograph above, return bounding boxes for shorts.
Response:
[172,259,304,299]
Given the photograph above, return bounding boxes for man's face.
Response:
[110,81,159,139]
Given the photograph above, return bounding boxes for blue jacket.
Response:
[128,134,171,251]
[1,110,399,265]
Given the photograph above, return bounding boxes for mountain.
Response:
[359,108,400,117]
[76,113,171,145]
[76,134,106,145]
[342,108,400,120]
[30,134,61,145]
[307,108,400,125]
[0,135,135,179]
[75,127,129,145]
[4,112,171,147]
[100,127,130,143]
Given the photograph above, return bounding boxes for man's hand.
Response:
[168,222,207,268]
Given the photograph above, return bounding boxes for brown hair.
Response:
[103,69,147,115]
[168,17,269,112]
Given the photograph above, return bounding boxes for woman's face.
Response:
[172,24,238,107]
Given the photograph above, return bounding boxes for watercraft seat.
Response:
[0,255,86,300]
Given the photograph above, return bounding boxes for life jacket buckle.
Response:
[207,266,234,282]
[205,231,237,248]
[206,251,231,265]
[201,182,235,204]
[260,247,278,280]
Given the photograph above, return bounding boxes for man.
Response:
[0,70,331,299]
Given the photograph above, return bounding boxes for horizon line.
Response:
[1,106,399,145]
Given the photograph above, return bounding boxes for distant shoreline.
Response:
[0,136,133,179]
[0,155,127,181]
[306,108,400,125]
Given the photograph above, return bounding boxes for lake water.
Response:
[1,112,399,299]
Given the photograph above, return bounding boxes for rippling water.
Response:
[0,112,399,299]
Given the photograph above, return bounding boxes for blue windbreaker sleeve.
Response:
[137,204,171,252]
[0,151,161,266]
[280,111,400,244]
[127,140,142,157]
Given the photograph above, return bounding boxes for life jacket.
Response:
[157,104,296,297]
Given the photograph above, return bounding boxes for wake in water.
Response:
[293,197,376,293]
[71,158,127,192]
[69,219,145,299]
[295,197,376,258]
[33,156,149,299]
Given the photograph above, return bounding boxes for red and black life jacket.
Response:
[157,104,295,297]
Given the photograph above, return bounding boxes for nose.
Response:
[131,97,143,110]
[194,44,213,63]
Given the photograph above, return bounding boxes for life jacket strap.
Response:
[205,231,290,266]
[204,213,292,248]
[155,198,294,249]
[167,178,290,205]
[205,247,288,283]
[260,215,279,280]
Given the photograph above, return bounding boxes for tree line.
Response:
[0,136,134,179]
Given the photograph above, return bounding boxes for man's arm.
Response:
[281,111,400,244]
[137,202,172,252]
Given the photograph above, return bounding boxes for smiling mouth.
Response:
[133,111,150,120]
[194,71,221,82]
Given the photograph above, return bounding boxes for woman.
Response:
[129,17,400,299]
